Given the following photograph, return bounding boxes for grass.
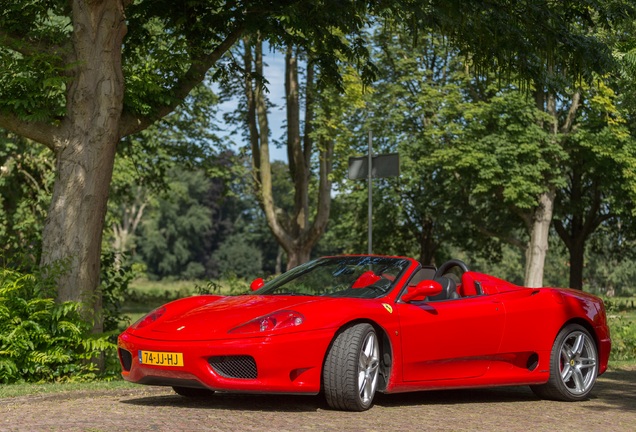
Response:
[0,379,137,399]
[122,277,250,323]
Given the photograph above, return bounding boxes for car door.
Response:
[396,295,505,382]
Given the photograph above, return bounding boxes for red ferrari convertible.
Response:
[118,255,611,411]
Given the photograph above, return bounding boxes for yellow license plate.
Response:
[139,350,184,367]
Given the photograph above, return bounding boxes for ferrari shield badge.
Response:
[382,303,393,314]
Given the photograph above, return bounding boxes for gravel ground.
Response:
[1,369,634,432]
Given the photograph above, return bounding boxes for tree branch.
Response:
[553,218,572,250]
[119,24,244,137]
[0,112,59,151]
[475,224,526,251]
[306,139,333,246]
[560,90,582,134]
[0,28,72,63]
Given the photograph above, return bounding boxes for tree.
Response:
[0,0,378,327]
[552,80,636,289]
[138,168,215,280]
[239,38,333,269]
[0,0,623,329]
[234,36,370,269]
[367,30,470,265]
[107,82,226,266]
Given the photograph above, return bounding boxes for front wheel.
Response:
[531,324,598,401]
[323,323,380,411]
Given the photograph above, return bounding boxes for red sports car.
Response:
[118,255,611,411]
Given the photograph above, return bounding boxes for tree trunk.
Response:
[111,187,147,268]
[553,172,606,290]
[568,241,585,290]
[40,0,127,331]
[418,219,437,266]
[286,245,311,270]
[524,189,555,287]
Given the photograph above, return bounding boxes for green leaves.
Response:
[0,267,116,384]
[450,92,564,209]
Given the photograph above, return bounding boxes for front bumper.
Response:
[118,328,334,394]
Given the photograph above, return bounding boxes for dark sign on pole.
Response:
[347,140,400,255]
[347,153,400,180]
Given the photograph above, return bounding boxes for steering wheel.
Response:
[433,259,469,279]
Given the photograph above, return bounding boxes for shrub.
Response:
[604,299,636,362]
[0,267,116,383]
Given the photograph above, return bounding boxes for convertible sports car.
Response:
[118,255,611,411]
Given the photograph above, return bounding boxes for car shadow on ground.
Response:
[120,392,326,412]
[583,368,636,413]
[119,386,541,412]
[119,369,635,413]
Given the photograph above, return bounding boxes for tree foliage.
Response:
[0,131,54,270]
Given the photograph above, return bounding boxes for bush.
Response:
[603,298,636,362]
[0,267,116,383]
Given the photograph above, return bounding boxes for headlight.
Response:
[229,310,304,334]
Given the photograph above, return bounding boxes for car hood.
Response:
[134,295,336,341]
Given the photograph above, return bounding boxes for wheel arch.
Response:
[321,319,394,393]
[561,317,600,353]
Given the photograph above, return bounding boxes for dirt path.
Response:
[1,369,634,432]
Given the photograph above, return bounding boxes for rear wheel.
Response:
[531,324,598,401]
[172,386,215,397]
[323,323,380,411]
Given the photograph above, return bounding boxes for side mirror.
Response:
[352,270,382,288]
[250,277,265,291]
[401,280,443,303]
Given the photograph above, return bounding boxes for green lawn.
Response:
[0,379,137,399]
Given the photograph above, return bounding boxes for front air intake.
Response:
[208,355,257,379]
[119,348,133,371]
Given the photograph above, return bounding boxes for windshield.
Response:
[255,256,411,299]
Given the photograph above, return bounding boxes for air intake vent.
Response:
[209,355,257,379]
[119,348,133,371]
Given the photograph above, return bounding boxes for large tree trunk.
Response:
[40,0,127,331]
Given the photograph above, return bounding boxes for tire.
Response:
[531,324,598,401]
[172,386,215,397]
[323,323,380,411]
